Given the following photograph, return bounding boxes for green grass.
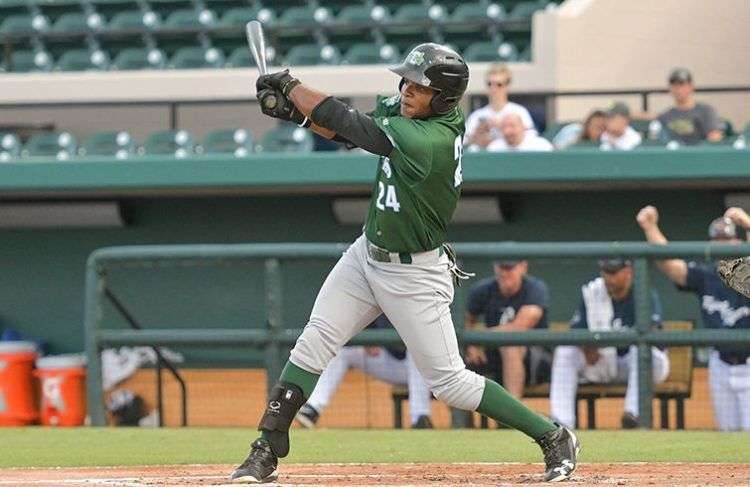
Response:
[1,428,749,468]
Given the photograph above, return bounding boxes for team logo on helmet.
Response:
[406,50,425,66]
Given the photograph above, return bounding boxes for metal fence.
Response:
[84,241,750,427]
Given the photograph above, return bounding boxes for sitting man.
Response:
[296,314,433,429]
[550,259,670,429]
[465,260,550,399]
[487,113,553,152]
[600,102,642,150]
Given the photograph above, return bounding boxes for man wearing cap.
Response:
[600,102,642,150]
[549,258,669,429]
[465,260,550,399]
[655,68,723,145]
[637,205,750,431]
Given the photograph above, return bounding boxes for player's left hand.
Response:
[256,69,301,97]
[257,88,305,125]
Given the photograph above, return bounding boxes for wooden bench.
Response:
[393,321,693,429]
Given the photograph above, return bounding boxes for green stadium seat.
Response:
[392,3,446,23]
[219,7,260,28]
[163,8,217,28]
[743,123,750,138]
[108,10,161,29]
[336,4,389,24]
[145,0,193,19]
[202,128,254,157]
[0,133,21,161]
[0,14,49,34]
[720,118,734,137]
[22,131,78,159]
[630,119,650,136]
[256,123,313,153]
[80,130,137,158]
[201,0,249,17]
[51,12,105,31]
[462,41,518,62]
[445,3,505,33]
[142,129,195,157]
[224,46,251,68]
[9,49,54,72]
[283,43,339,66]
[278,5,332,26]
[342,43,398,65]
[168,46,224,69]
[55,48,110,71]
[508,0,543,20]
[111,47,166,70]
[316,0,361,15]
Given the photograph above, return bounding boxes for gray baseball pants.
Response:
[289,234,486,411]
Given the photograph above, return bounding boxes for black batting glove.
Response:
[256,69,301,97]
[257,88,309,127]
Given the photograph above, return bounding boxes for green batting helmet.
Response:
[389,43,469,115]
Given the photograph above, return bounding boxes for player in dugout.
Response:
[229,43,579,484]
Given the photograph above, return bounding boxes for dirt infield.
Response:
[2,463,749,486]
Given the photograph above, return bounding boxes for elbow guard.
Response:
[311,97,393,157]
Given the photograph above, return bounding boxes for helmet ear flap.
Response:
[398,78,405,93]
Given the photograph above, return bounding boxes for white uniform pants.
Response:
[708,351,750,431]
[306,346,431,424]
[290,235,486,411]
[550,345,670,428]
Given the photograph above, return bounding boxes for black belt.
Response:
[719,350,750,365]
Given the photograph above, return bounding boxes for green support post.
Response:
[84,261,107,426]
[633,258,653,428]
[264,258,284,394]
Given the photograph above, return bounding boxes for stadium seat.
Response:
[202,128,254,157]
[256,123,313,153]
[80,130,137,158]
[87,0,142,20]
[108,10,161,29]
[142,129,195,157]
[163,8,216,28]
[283,43,339,66]
[145,0,194,20]
[342,43,398,65]
[0,14,49,34]
[55,48,110,71]
[168,46,224,69]
[336,4,390,24]
[444,3,505,33]
[201,0,248,18]
[630,119,651,136]
[462,41,518,62]
[111,47,167,70]
[0,133,21,161]
[22,131,78,159]
[8,49,54,72]
[51,12,105,31]
[392,3,446,23]
[224,46,251,67]
[277,5,332,27]
[219,7,259,28]
[508,0,544,21]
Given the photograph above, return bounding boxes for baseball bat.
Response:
[246,20,277,109]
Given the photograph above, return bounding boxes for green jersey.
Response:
[364,94,466,253]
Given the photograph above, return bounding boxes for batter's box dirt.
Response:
[2,463,749,486]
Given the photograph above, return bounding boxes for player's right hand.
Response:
[465,345,486,365]
[257,88,305,125]
[636,205,659,229]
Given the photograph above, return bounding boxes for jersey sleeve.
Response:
[373,114,433,183]
[678,261,709,294]
[467,282,489,317]
[570,299,588,329]
[525,278,550,309]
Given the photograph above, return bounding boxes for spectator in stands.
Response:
[552,109,606,149]
[600,102,642,150]
[637,205,750,431]
[550,259,669,429]
[487,113,553,152]
[464,64,536,150]
[465,260,550,399]
[654,68,723,145]
[295,314,433,429]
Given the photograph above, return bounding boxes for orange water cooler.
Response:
[35,354,87,427]
[0,341,39,426]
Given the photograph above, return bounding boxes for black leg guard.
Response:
[258,382,305,458]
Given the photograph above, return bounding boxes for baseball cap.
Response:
[598,258,633,273]
[494,259,521,268]
[606,102,630,118]
[668,67,693,84]
[708,217,741,240]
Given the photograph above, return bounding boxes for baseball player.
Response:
[295,314,433,429]
[549,259,669,429]
[637,205,750,431]
[230,43,579,484]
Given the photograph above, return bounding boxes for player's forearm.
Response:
[288,84,328,118]
[641,224,688,285]
[309,122,336,139]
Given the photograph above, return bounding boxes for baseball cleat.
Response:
[537,425,580,482]
[411,415,433,429]
[295,403,319,429]
[621,412,640,429]
[230,438,279,484]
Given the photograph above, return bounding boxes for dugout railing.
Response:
[83,241,750,427]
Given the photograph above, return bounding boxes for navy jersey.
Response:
[369,314,406,360]
[571,280,662,356]
[467,275,550,329]
[678,262,750,359]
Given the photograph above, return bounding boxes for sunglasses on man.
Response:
[486,80,509,88]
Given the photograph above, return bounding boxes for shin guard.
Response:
[258,382,305,457]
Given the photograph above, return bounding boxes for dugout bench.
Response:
[392,321,693,430]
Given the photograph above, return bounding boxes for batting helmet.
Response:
[389,43,469,115]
